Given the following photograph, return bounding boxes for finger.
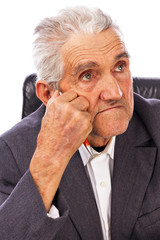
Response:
[59,90,78,102]
[70,96,90,111]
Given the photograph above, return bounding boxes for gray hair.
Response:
[33,6,118,89]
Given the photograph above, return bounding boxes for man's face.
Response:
[59,27,134,146]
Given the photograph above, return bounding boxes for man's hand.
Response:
[29,90,92,211]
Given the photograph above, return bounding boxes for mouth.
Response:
[90,104,125,123]
[98,105,123,114]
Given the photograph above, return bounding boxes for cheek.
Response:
[120,77,133,114]
[59,79,100,116]
[59,78,72,92]
[77,92,99,118]
[126,81,134,117]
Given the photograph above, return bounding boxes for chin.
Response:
[91,117,130,140]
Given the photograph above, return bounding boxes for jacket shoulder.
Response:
[134,93,160,143]
[0,104,45,144]
[0,105,45,173]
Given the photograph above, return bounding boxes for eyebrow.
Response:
[115,51,130,61]
[71,51,130,76]
[71,61,99,76]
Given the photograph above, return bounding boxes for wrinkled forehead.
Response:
[61,27,127,68]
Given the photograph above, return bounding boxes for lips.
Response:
[98,105,123,114]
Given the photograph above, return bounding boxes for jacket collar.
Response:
[59,151,104,240]
[111,106,157,239]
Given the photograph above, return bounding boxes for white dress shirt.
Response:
[79,136,116,240]
[48,137,116,240]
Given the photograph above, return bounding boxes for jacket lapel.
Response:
[111,113,157,240]
[59,151,103,240]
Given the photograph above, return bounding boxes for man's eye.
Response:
[115,63,126,72]
[82,73,93,81]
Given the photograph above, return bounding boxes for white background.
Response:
[0,0,159,134]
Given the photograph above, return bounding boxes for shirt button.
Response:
[100,181,107,188]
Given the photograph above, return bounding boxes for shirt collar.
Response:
[79,136,116,167]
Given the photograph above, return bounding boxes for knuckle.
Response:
[83,114,91,126]
[79,96,89,108]
[85,112,92,121]
[64,102,73,113]
[72,111,82,122]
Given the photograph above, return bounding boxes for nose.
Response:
[99,76,123,101]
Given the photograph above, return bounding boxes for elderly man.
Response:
[0,6,160,240]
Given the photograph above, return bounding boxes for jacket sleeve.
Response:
[0,137,69,240]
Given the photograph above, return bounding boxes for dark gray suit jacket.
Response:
[0,93,160,240]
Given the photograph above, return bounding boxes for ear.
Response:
[36,80,55,106]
